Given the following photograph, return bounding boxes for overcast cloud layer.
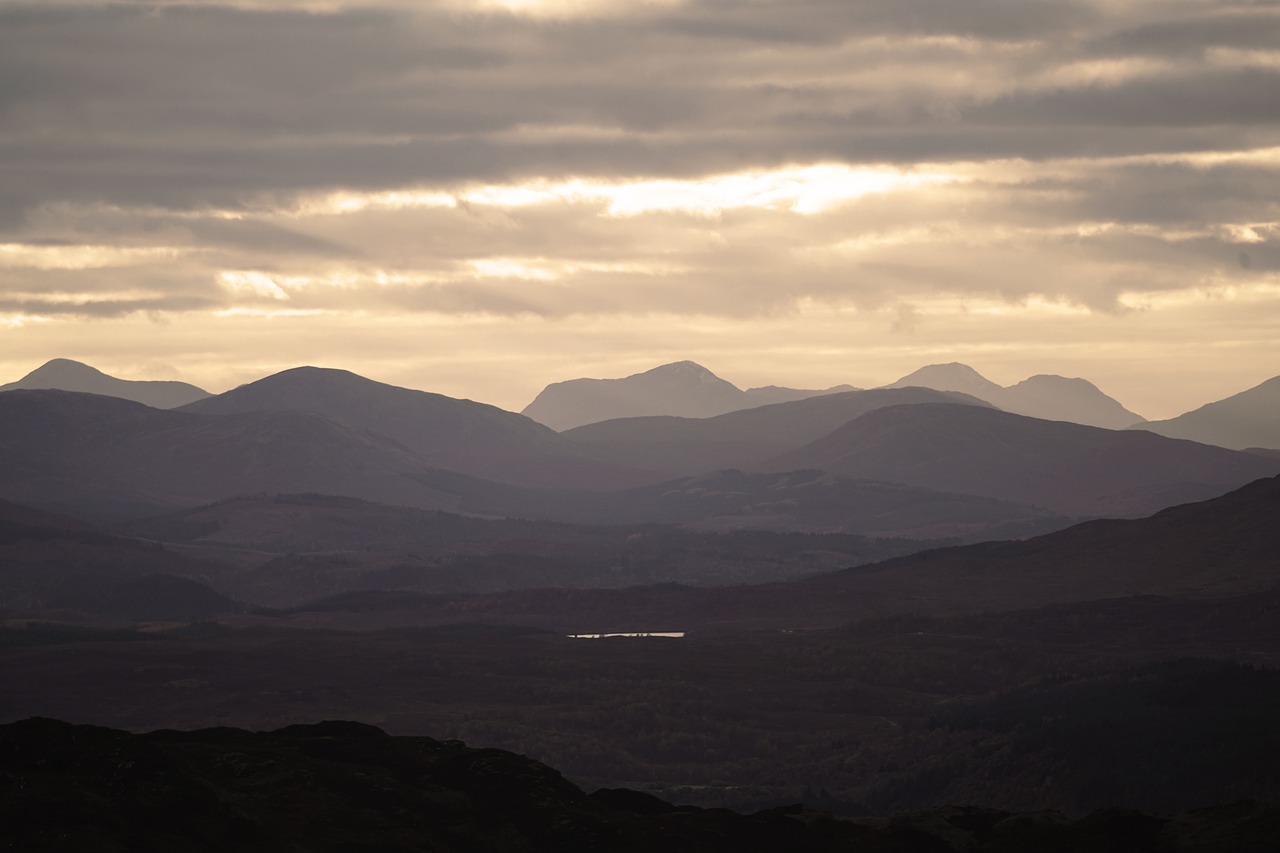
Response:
[2,0,1278,416]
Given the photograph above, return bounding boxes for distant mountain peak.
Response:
[1,358,210,409]
[884,363,1143,430]
[21,359,119,385]
[887,363,1005,396]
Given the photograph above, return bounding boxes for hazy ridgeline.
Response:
[2,359,1279,849]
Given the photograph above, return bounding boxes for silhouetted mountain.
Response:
[323,475,1280,635]
[523,361,747,429]
[522,361,857,430]
[1136,375,1280,450]
[741,383,859,405]
[887,362,1005,399]
[885,362,1144,429]
[117,493,951,607]
[563,387,992,475]
[8,718,1273,852]
[1000,374,1144,429]
[431,468,1068,540]
[181,366,656,489]
[0,389,467,520]
[767,403,1276,517]
[0,358,209,408]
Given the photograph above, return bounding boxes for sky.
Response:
[1,0,1278,419]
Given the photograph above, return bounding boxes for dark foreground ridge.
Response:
[3,718,1277,852]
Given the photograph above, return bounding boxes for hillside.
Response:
[114,493,943,606]
[261,474,1280,634]
[7,717,1276,852]
[181,366,659,489]
[563,387,992,475]
[0,496,236,620]
[1136,375,1280,450]
[0,358,209,408]
[767,403,1277,517]
[0,389,466,520]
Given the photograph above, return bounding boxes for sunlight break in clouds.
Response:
[2,0,1278,420]
[298,165,959,219]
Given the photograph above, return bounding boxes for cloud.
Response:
[1,0,1277,417]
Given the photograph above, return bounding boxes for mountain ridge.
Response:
[523,361,861,431]
[0,358,210,409]
[885,362,1145,429]
[1135,374,1280,450]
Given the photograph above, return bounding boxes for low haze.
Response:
[2,0,1278,417]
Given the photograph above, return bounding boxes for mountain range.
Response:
[1,363,1276,535]
[765,402,1275,517]
[178,366,652,490]
[521,360,857,431]
[12,358,1280,456]
[883,362,1146,429]
[285,473,1280,635]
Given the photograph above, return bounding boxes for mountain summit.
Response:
[0,359,210,409]
[523,361,854,431]
[885,362,1144,429]
[179,366,654,489]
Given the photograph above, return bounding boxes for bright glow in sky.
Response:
[2,0,1278,419]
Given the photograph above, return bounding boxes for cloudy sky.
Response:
[2,0,1278,418]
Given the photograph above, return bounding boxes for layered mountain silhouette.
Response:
[178,366,657,489]
[522,361,855,430]
[562,387,992,474]
[1135,374,1280,450]
[767,403,1278,518]
[337,474,1280,635]
[0,358,209,408]
[427,468,1068,540]
[885,362,1145,429]
[0,390,466,520]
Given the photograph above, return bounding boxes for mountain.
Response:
[887,362,1005,399]
[522,361,856,431]
[562,387,993,475]
[1000,374,1145,429]
[426,468,1068,540]
[179,366,658,489]
[0,358,209,408]
[0,495,236,619]
[767,403,1278,518]
[740,383,858,406]
[0,389,468,520]
[309,474,1280,635]
[115,492,950,606]
[1135,375,1280,450]
[885,362,1145,429]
